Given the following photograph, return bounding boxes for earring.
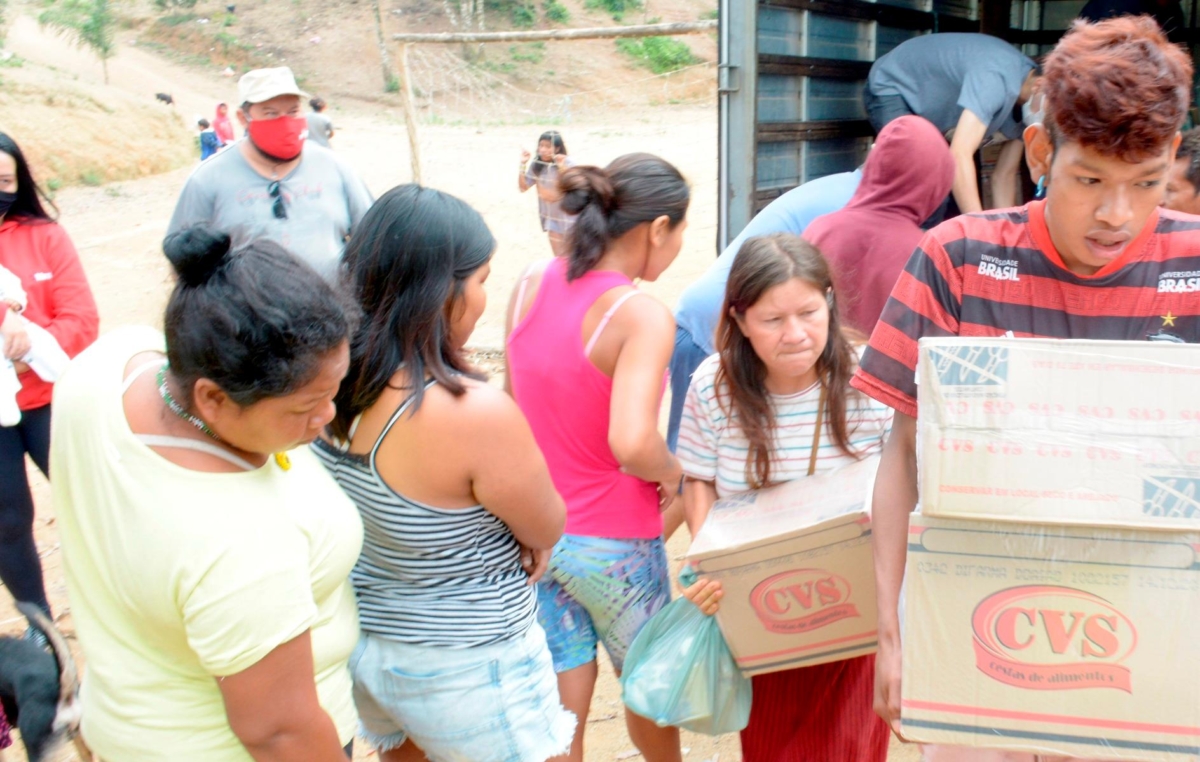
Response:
[1035,175,1047,199]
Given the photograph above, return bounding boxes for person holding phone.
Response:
[519,130,576,257]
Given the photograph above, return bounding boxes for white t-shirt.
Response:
[677,353,893,497]
[51,327,363,761]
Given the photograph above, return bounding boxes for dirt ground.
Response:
[3,12,921,762]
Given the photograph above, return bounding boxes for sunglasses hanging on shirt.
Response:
[268,180,287,220]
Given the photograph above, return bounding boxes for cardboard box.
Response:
[902,513,1200,761]
[686,456,879,676]
[917,337,1200,530]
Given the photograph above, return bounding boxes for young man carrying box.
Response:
[851,16,1199,762]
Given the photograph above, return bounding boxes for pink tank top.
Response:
[507,257,662,540]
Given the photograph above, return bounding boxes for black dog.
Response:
[155,92,175,106]
[0,604,83,762]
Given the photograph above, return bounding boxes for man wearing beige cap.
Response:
[166,66,372,282]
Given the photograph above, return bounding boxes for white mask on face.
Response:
[1022,92,1046,128]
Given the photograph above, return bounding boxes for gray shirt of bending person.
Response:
[166,139,372,282]
[867,33,1035,140]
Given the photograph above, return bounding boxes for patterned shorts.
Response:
[536,534,671,674]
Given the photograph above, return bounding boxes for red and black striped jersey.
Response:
[852,200,1200,418]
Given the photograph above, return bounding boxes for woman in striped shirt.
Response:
[676,233,892,762]
[313,185,575,762]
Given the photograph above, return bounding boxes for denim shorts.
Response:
[349,623,576,762]
[537,534,671,674]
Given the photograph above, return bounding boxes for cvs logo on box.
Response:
[971,586,1137,693]
[750,569,860,635]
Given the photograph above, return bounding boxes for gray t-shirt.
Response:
[306,112,333,148]
[167,141,372,282]
[868,33,1035,140]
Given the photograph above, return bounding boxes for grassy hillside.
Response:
[0,54,192,189]
[124,0,717,114]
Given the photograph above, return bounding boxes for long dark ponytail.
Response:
[558,152,689,281]
[331,184,494,440]
[714,233,865,490]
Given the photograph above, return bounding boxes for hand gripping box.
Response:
[686,456,879,676]
[902,513,1200,761]
[917,337,1200,530]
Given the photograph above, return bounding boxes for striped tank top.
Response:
[311,380,536,647]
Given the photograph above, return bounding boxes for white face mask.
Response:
[1022,92,1046,127]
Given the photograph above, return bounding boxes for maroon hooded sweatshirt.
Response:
[803,115,954,335]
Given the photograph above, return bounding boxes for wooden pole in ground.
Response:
[391,19,717,44]
[395,43,422,184]
[370,0,395,92]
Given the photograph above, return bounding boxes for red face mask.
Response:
[246,115,307,161]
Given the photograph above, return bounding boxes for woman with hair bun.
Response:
[506,152,690,762]
[52,227,363,761]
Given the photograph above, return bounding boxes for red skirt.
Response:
[740,654,889,762]
[0,702,11,749]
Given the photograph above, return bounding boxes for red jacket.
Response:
[0,218,99,411]
[803,115,955,335]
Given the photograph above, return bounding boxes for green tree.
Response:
[0,0,9,46]
[39,0,117,84]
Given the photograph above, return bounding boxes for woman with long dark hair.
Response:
[506,153,689,762]
[315,184,574,762]
[677,233,892,762]
[518,130,575,256]
[53,226,361,761]
[0,131,98,637]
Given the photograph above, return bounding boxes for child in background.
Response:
[198,119,220,161]
[213,103,236,146]
[0,265,70,427]
[306,98,335,149]
[518,131,576,257]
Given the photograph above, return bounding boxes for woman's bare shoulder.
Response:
[426,377,525,429]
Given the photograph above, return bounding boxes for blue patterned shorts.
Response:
[536,534,671,674]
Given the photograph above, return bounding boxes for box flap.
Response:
[917,337,1200,439]
[687,455,879,560]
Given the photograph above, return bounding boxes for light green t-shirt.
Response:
[51,327,363,760]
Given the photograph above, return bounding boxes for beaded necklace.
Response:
[157,364,219,439]
[156,363,292,471]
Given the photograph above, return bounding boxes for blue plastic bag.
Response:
[619,569,752,735]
